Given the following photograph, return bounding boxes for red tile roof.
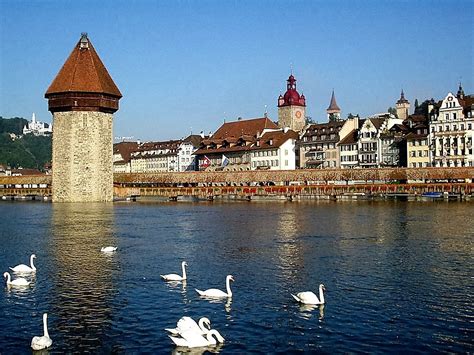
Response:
[212,117,278,139]
[45,34,122,98]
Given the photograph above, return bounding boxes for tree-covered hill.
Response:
[0,117,52,170]
[0,116,28,135]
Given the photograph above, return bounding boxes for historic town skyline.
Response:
[1,0,472,141]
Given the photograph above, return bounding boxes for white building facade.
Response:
[429,88,474,167]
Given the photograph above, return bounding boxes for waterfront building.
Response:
[194,116,283,171]
[278,74,306,132]
[130,140,181,173]
[404,115,430,168]
[429,85,474,167]
[327,90,342,121]
[338,115,361,168]
[357,116,386,168]
[338,130,359,168]
[177,134,204,172]
[45,33,122,202]
[299,120,345,168]
[250,128,299,170]
[378,118,405,167]
[22,113,52,136]
[396,90,410,120]
[113,141,139,173]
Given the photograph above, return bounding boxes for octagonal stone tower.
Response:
[45,33,122,202]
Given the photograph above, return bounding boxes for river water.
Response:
[0,200,472,353]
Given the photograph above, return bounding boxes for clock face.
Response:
[295,110,302,118]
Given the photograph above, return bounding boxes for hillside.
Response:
[0,116,28,135]
[0,117,52,170]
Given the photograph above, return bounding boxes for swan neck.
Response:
[182,263,186,279]
[43,314,49,338]
[319,286,325,303]
[198,318,208,333]
[5,273,11,283]
[226,277,232,297]
[30,256,36,270]
[206,330,218,345]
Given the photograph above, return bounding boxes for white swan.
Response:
[101,246,117,253]
[161,261,187,282]
[165,316,210,336]
[31,313,52,350]
[196,275,234,298]
[169,328,224,348]
[10,254,36,273]
[3,272,30,287]
[292,284,326,305]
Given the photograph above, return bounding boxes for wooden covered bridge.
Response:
[2,167,472,201]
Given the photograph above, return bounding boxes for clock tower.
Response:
[277,74,306,132]
[396,89,410,120]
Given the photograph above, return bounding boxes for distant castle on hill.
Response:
[23,113,52,136]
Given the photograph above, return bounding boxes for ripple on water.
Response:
[1,202,473,352]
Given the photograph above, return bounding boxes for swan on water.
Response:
[3,272,30,287]
[100,246,117,253]
[161,261,188,282]
[292,284,326,305]
[169,328,225,348]
[165,316,211,336]
[31,313,52,350]
[196,275,234,298]
[10,254,36,273]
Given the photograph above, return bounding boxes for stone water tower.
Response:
[45,33,122,202]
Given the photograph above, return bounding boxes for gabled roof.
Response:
[182,134,204,148]
[369,117,386,130]
[338,129,358,145]
[302,120,345,140]
[113,142,139,163]
[253,130,299,150]
[45,33,122,98]
[212,117,278,139]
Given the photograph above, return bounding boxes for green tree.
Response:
[0,117,29,135]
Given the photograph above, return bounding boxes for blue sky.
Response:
[0,0,472,141]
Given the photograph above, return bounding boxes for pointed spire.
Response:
[457,82,465,99]
[396,89,409,104]
[327,90,341,112]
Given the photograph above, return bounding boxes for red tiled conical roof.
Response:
[45,33,122,98]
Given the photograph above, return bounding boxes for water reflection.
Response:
[49,203,117,351]
[172,343,224,354]
[276,209,303,280]
[165,280,190,303]
[298,304,325,320]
